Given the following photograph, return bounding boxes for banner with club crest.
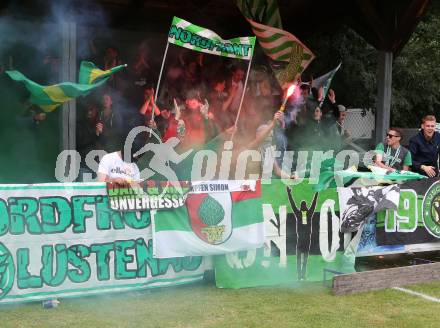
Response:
[2,179,440,301]
[152,180,264,258]
[375,178,440,246]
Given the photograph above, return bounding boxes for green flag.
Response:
[336,169,426,183]
[247,19,315,85]
[311,63,341,103]
[236,0,283,29]
[78,61,126,85]
[168,17,256,60]
[314,162,426,193]
[236,0,315,85]
[6,61,126,112]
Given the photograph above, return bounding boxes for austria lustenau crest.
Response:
[152,180,263,258]
[187,190,233,245]
[186,181,258,245]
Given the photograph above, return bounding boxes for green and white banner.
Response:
[4,180,440,301]
[168,16,256,60]
[214,180,358,288]
[153,180,264,258]
[0,183,207,304]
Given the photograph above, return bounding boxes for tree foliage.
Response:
[306,27,377,111]
[302,2,440,128]
[392,3,440,127]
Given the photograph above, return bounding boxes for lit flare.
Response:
[280,84,296,112]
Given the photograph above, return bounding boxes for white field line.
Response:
[392,287,440,303]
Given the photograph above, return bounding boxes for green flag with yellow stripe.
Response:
[5,61,126,112]
[78,61,126,85]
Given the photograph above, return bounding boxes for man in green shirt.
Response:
[374,128,412,171]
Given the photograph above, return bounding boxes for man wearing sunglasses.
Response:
[375,127,412,172]
[409,115,440,177]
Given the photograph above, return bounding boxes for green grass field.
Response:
[1,280,439,328]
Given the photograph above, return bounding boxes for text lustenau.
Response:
[0,184,206,304]
[168,16,256,60]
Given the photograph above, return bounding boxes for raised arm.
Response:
[308,192,319,216]
[222,84,237,111]
[286,186,298,213]
[247,111,283,149]
[139,97,152,115]
[150,92,161,116]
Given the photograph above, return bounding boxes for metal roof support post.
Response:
[60,21,77,171]
[375,50,393,145]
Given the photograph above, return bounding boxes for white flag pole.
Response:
[151,41,170,136]
[230,53,254,142]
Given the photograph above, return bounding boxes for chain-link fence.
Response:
[343,108,375,140]
[340,108,375,167]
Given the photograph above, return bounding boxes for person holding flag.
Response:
[255,100,295,180]
[208,75,237,132]
[227,65,246,113]
[163,17,256,142]
[319,88,345,149]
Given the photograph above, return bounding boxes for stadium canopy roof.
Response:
[0,0,431,56]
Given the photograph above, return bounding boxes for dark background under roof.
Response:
[0,0,431,55]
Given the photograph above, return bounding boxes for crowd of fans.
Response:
[2,34,439,185]
[74,40,440,184]
[4,38,438,183]
[14,38,434,182]
[76,42,352,181]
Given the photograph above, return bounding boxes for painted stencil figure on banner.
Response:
[286,187,318,281]
[338,185,400,233]
[214,181,359,288]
